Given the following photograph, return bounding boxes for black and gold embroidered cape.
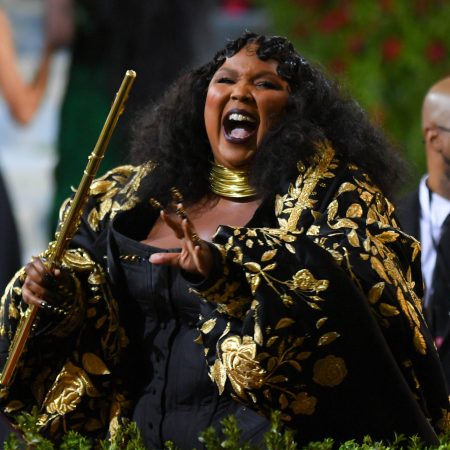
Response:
[0,144,448,444]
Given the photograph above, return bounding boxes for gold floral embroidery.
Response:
[220,335,266,397]
[43,362,100,415]
[82,353,111,375]
[292,269,329,293]
[201,318,217,334]
[436,407,450,432]
[87,163,155,231]
[290,391,317,415]
[194,146,435,428]
[313,355,347,387]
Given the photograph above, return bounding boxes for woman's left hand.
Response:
[149,207,213,278]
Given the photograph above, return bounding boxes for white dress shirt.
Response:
[419,175,450,306]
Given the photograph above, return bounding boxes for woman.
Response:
[0,32,448,448]
[0,2,73,290]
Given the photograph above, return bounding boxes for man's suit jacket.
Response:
[396,189,450,392]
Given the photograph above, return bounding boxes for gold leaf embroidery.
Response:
[368,282,385,304]
[296,352,312,360]
[327,200,338,221]
[375,230,399,243]
[211,359,227,395]
[337,182,356,195]
[329,218,359,230]
[275,318,296,330]
[201,318,217,334]
[379,303,400,317]
[279,393,289,409]
[244,262,261,273]
[3,400,24,413]
[347,229,360,247]
[413,328,427,355]
[261,249,277,261]
[370,256,390,282]
[346,203,363,218]
[285,243,296,254]
[317,332,340,346]
[82,353,111,375]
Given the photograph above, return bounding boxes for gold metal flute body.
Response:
[0,70,137,387]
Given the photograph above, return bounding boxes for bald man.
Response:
[397,76,450,392]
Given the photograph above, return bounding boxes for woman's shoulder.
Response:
[90,163,155,196]
[70,162,156,233]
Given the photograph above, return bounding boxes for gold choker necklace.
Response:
[209,163,257,198]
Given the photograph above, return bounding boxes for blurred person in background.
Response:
[0,1,72,293]
[397,76,450,392]
[0,0,73,275]
[50,0,210,229]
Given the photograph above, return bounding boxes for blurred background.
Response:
[0,0,449,292]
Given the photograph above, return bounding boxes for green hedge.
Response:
[4,410,450,450]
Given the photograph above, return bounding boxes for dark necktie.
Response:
[427,213,450,346]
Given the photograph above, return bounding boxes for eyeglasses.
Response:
[436,125,450,133]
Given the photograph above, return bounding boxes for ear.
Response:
[424,127,441,153]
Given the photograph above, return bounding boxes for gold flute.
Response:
[0,70,137,387]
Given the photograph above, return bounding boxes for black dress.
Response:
[107,207,270,448]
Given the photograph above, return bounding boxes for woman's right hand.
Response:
[22,257,70,312]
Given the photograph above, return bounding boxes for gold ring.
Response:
[176,205,187,219]
[170,187,184,204]
[149,198,162,210]
[191,233,201,246]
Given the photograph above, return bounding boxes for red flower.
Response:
[382,37,403,61]
[379,0,393,11]
[426,40,446,63]
[347,35,365,55]
[329,57,347,74]
[221,0,251,14]
[319,8,349,33]
[414,0,429,14]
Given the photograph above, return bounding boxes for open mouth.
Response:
[223,110,258,143]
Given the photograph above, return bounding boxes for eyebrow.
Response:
[214,67,280,78]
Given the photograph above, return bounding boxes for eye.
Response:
[216,77,235,84]
[255,80,281,90]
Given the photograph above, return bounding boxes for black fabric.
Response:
[2,163,449,446]
[0,170,21,294]
[396,189,450,393]
[395,189,420,240]
[427,214,450,341]
[102,206,270,449]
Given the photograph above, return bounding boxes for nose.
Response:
[230,83,253,103]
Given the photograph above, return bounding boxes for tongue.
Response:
[230,127,251,139]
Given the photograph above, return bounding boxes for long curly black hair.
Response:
[129,31,406,205]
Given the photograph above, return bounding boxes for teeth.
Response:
[228,113,256,123]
